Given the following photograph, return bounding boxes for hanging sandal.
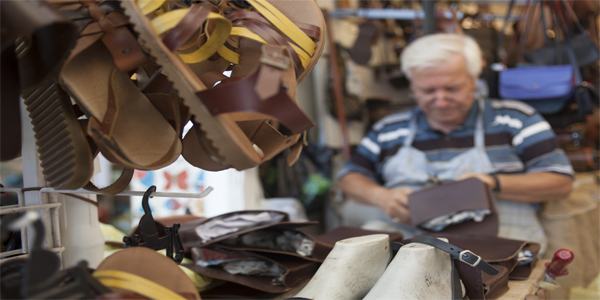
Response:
[3,0,94,189]
[120,0,324,170]
[58,1,183,171]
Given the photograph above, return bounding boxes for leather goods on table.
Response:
[402,235,510,300]
[215,226,404,262]
[184,248,320,294]
[433,234,541,281]
[179,210,318,250]
[408,178,499,237]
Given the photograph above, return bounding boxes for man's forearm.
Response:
[338,173,387,207]
[496,172,573,203]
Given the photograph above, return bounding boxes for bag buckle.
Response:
[459,250,482,267]
[260,50,290,70]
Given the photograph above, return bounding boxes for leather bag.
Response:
[402,235,510,300]
[433,235,541,281]
[498,65,574,114]
[523,0,599,68]
[524,34,600,68]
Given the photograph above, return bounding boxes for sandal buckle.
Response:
[260,51,290,70]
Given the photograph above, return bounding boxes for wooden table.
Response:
[269,259,550,300]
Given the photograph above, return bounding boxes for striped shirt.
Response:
[337,99,574,184]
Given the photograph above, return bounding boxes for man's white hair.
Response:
[400,33,482,81]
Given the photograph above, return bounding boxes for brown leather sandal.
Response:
[58,1,183,172]
[2,0,93,189]
[121,0,324,171]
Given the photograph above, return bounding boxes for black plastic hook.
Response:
[123,186,185,264]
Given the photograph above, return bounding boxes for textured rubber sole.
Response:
[22,80,93,190]
[120,0,260,171]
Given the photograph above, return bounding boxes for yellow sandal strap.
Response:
[217,27,268,65]
[138,0,166,15]
[152,9,232,64]
[246,0,315,57]
[179,13,231,64]
[225,26,310,68]
[94,270,186,300]
[218,45,240,64]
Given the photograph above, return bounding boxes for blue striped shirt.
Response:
[338,99,574,184]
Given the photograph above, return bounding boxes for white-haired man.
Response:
[337,33,573,254]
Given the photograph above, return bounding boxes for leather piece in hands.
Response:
[184,250,319,293]
[216,226,404,262]
[408,178,499,236]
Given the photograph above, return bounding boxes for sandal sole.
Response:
[22,81,94,190]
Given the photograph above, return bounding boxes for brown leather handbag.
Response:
[415,234,541,300]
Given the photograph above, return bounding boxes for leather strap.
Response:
[233,18,304,76]
[450,257,463,300]
[87,68,180,170]
[412,235,499,276]
[162,3,211,51]
[151,7,232,64]
[246,0,315,57]
[227,10,320,41]
[83,167,134,195]
[196,46,314,134]
[138,0,166,15]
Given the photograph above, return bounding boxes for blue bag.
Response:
[498,65,574,114]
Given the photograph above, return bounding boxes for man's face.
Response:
[410,54,477,127]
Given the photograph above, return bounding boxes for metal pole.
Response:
[423,0,436,35]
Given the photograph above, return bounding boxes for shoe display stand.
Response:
[0,99,213,269]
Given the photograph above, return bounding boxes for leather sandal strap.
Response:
[233,18,304,75]
[227,10,321,41]
[245,0,315,57]
[68,3,148,73]
[196,45,314,134]
[93,67,120,139]
[412,235,499,275]
[79,12,129,36]
[84,4,148,72]
[162,3,211,51]
[83,167,134,195]
[87,68,180,170]
[151,7,232,64]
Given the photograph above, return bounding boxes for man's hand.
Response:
[457,173,496,190]
[373,187,413,224]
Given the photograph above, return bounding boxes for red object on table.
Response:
[545,249,574,278]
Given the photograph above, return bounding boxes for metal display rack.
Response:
[0,100,213,266]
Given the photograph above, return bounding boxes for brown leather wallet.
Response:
[408,178,499,237]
